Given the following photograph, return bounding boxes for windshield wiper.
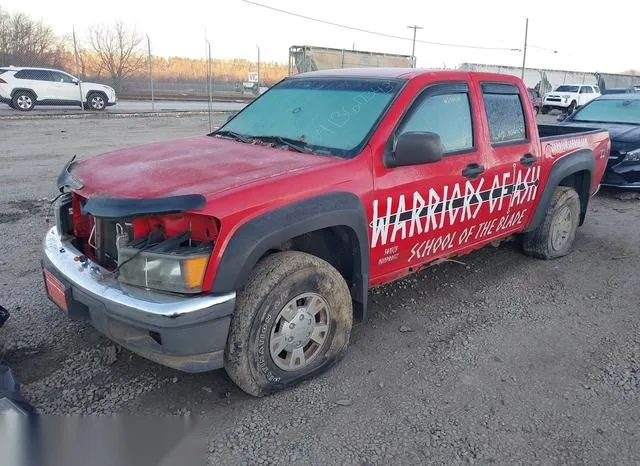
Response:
[213,130,252,144]
[251,135,313,153]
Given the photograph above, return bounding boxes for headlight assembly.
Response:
[623,148,640,162]
[117,233,212,294]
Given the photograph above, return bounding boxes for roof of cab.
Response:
[288,67,521,83]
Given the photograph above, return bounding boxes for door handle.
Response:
[520,153,537,166]
[461,163,484,180]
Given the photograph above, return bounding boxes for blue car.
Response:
[559,95,640,189]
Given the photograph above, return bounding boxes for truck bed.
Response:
[538,124,605,140]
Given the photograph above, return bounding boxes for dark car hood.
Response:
[70,136,335,200]
[561,120,640,144]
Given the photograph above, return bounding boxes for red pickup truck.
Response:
[43,69,609,396]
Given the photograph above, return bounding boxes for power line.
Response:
[240,0,521,52]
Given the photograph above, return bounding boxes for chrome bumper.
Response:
[42,227,235,372]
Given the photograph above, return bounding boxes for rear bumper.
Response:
[42,227,235,372]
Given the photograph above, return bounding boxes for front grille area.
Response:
[93,218,133,269]
[547,97,561,102]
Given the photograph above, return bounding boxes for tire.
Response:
[567,101,576,114]
[11,91,35,111]
[541,105,549,115]
[522,186,581,259]
[224,251,353,396]
[87,92,107,111]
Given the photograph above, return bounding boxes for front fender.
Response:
[211,192,370,318]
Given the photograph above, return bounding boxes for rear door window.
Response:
[481,83,527,145]
[14,69,54,81]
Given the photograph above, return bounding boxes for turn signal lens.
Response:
[183,256,209,289]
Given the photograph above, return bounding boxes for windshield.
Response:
[572,99,640,124]
[555,85,579,93]
[217,77,403,157]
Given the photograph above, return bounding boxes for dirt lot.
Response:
[1,115,639,464]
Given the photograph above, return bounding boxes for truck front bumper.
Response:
[42,227,235,372]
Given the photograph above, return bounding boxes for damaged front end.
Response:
[54,191,217,295]
[43,159,236,373]
[602,146,640,189]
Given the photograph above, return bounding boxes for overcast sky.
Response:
[4,0,638,73]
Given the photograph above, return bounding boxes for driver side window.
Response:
[51,72,74,83]
[398,90,474,154]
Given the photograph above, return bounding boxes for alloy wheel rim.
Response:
[17,95,31,109]
[92,96,105,109]
[269,292,331,372]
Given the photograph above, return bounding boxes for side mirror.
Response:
[72,78,79,85]
[385,131,443,168]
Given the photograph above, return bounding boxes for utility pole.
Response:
[147,34,155,112]
[72,26,84,111]
[407,25,423,68]
[521,18,529,80]
[256,45,260,94]
[206,38,213,133]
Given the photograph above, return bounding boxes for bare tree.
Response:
[88,21,144,91]
[0,7,62,66]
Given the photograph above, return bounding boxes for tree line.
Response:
[0,7,288,91]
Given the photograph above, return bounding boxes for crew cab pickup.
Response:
[42,69,610,396]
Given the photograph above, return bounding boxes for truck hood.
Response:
[71,136,335,200]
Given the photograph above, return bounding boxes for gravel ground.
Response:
[1,115,639,464]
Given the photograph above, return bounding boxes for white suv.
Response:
[541,84,600,115]
[0,66,117,111]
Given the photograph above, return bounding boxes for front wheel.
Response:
[87,92,106,111]
[567,101,577,114]
[522,186,581,259]
[541,105,549,115]
[224,251,353,396]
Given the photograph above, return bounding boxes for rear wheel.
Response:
[12,91,35,111]
[522,186,581,259]
[224,251,353,396]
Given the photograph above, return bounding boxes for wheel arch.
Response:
[11,88,38,100]
[211,192,370,321]
[86,90,108,105]
[524,149,594,232]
